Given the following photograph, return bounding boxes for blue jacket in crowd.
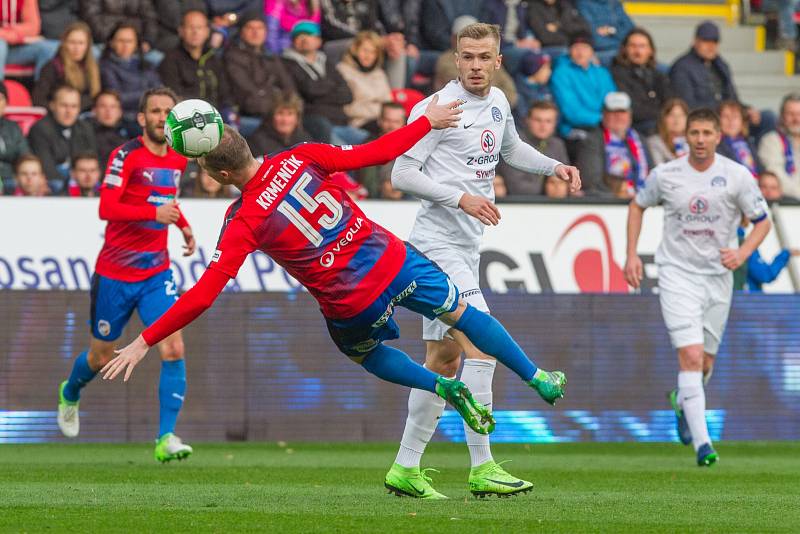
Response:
[575,0,634,52]
[550,54,616,137]
[669,48,738,110]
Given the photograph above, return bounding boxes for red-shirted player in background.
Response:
[103,97,568,472]
[58,88,197,463]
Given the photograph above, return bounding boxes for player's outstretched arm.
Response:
[624,200,646,289]
[308,95,461,173]
[101,269,230,381]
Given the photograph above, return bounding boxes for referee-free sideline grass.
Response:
[1,442,798,533]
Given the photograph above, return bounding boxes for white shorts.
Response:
[418,245,489,341]
[658,264,733,354]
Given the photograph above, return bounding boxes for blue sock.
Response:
[454,305,538,382]
[158,359,186,439]
[362,344,438,393]
[63,351,97,402]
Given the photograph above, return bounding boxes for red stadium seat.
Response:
[391,88,426,116]
[3,79,33,107]
[3,106,46,136]
[4,64,35,79]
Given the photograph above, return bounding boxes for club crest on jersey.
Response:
[491,106,502,122]
[480,130,496,153]
[689,195,709,214]
[97,320,111,337]
[711,176,727,187]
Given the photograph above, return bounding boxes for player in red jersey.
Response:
[102,97,568,448]
[58,88,197,463]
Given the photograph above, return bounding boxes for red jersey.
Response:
[140,116,434,345]
[95,137,189,282]
[210,125,439,317]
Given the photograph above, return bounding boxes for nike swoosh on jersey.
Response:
[463,122,475,129]
[485,478,526,488]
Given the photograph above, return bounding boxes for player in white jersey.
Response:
[625,108,770,467]
[383,22,581,499]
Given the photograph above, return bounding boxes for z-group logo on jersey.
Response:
[480,130,496,153]
[689,195,709,214]
[711,176,727,187]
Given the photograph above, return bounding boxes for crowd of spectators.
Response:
[1,0,799,202]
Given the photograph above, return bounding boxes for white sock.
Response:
[460,359,496,468]
[394,375,446,468]
[678,371,711,452]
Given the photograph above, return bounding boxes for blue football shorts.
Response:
[89,269,179,341]
[325,243,460,361]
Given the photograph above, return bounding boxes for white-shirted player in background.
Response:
[625,108,770,466]
[384,21,581,499]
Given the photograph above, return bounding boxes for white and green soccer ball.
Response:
[164,99,224,157]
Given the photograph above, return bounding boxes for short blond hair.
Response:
[457,23,501,52]
[202,126,253,173]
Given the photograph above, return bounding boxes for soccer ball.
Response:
[164,99,224,157]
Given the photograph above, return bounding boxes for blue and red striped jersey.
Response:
[209,119,434,318]
[210,146,407,319]
[95,137,188,282]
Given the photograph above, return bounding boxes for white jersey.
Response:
[635,154,769,275]
[405,81,520,248]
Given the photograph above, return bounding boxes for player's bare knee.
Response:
[88,347,116,369]
[425,341,462,377]
[159,339,185,361]
[428,356,461,377]
[87,337,117,369]
[679,346,704,370]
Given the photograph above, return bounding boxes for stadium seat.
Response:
[4,64,35,79]
[391,88,426,117]
[3,79,33,106]
[3,106,47,136]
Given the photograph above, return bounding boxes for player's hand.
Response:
[790,248,800,256]
[156,201,181,224]
[424,94,462,130]
[458,193,501,226]
[720,248,746,270]
[181,226,196,256]
[554,164,581,193]
[624,255,643,289]
[101,335,150,382]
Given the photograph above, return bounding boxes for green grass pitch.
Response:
[1,442,798,533]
